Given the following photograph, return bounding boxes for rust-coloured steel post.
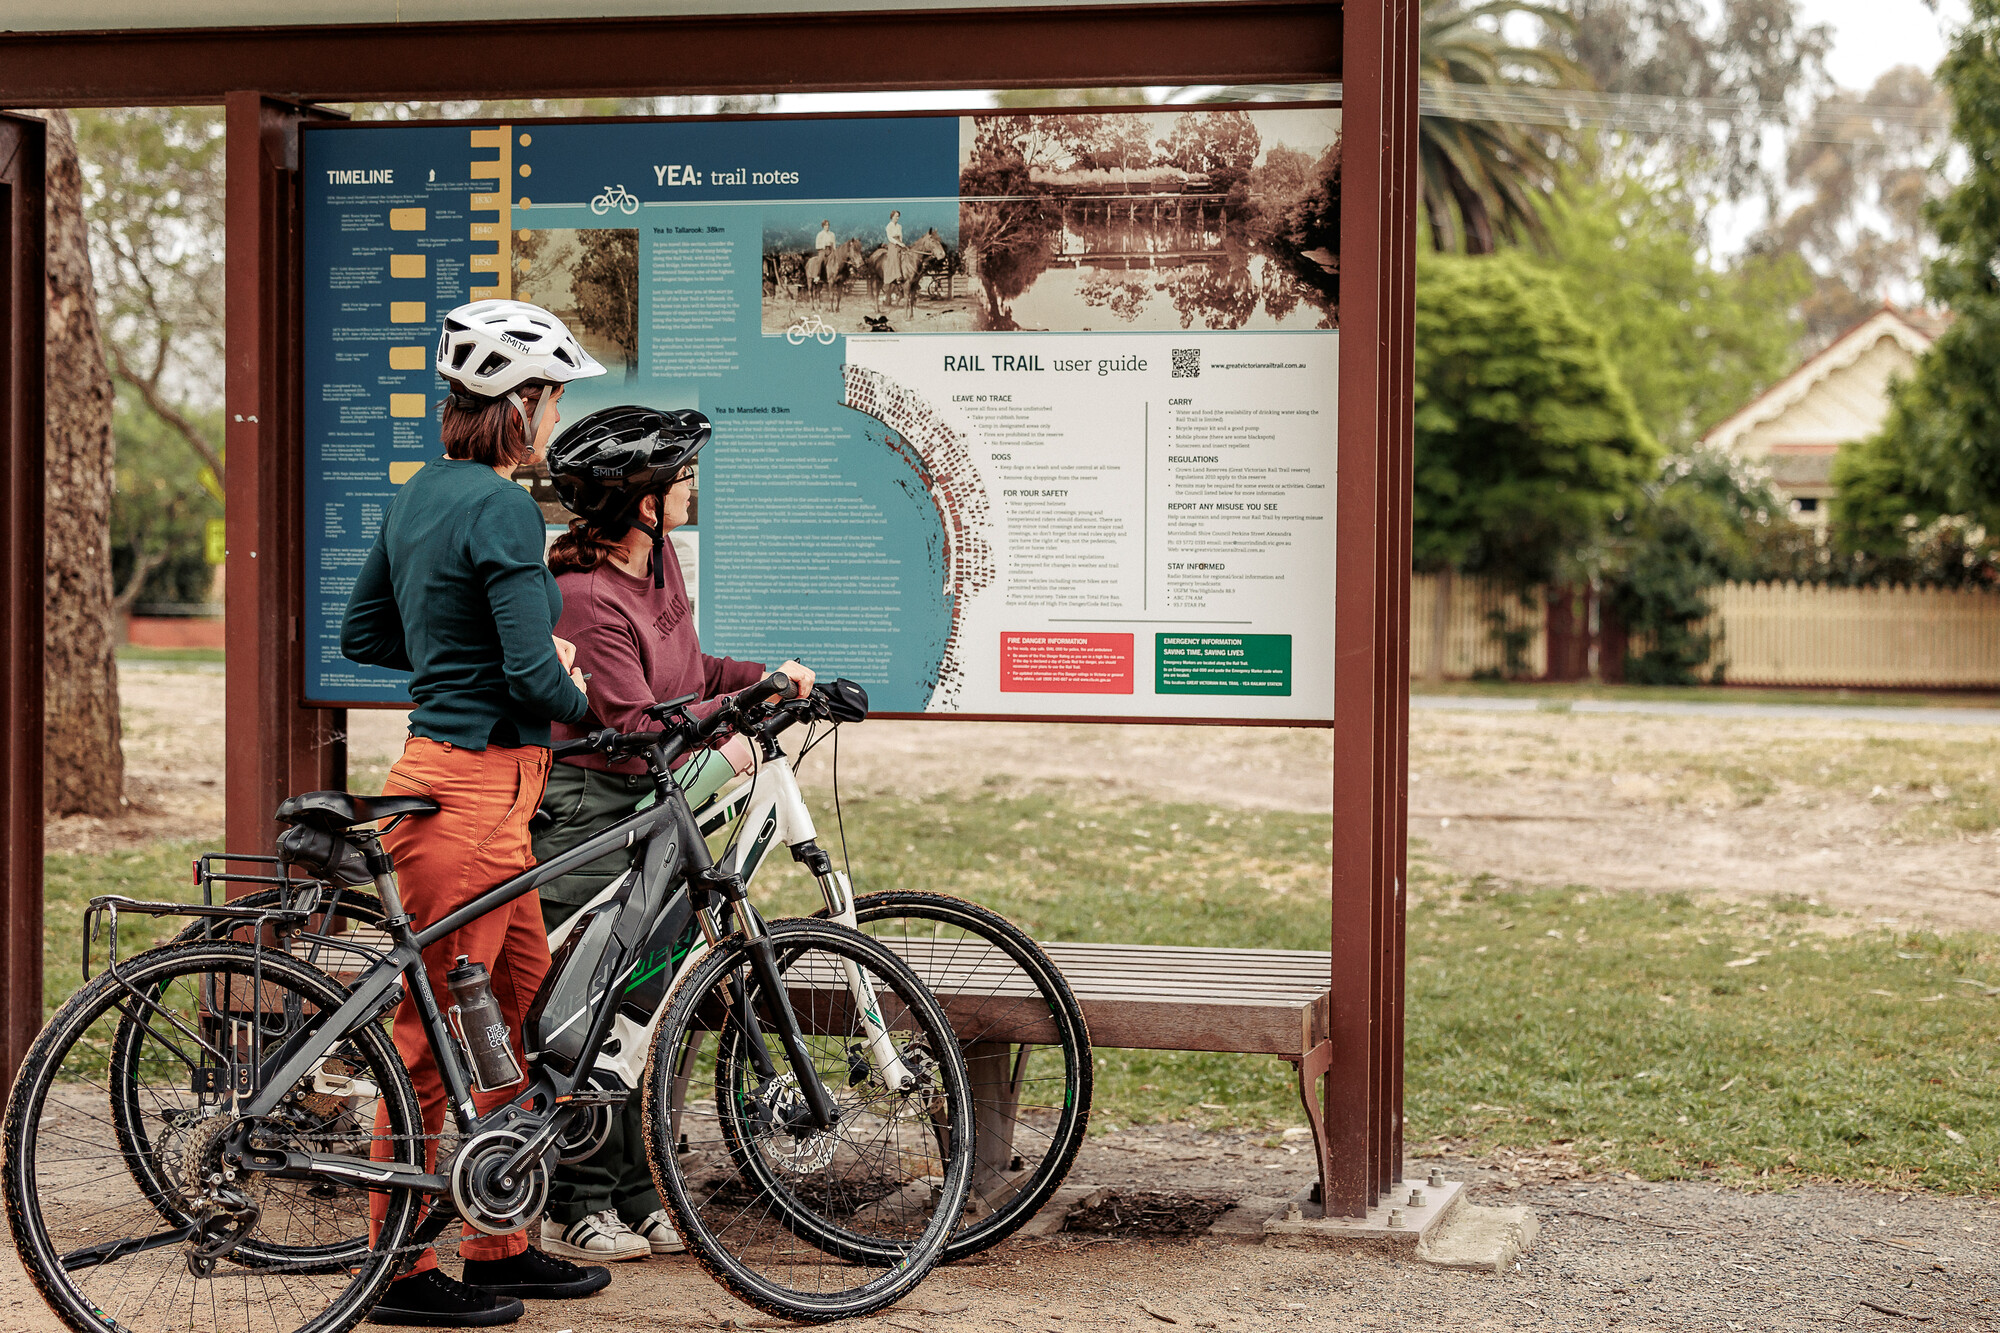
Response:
[1328,0,1420,1217]
[0,4,1337,107]
[0,113,46,1084]
[224,94,346,866]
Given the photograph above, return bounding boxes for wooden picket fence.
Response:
[1702,581,2000,687]
[1408,574,2000,687]
[1408,574,1546,679]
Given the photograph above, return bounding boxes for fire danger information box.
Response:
[298,106,1338,722]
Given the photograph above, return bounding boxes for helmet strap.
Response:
[634,486,672,589]
[506,385,561,451]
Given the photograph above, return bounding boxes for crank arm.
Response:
[238,1147,448,1196]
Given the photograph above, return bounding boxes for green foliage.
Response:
[1413,251,1660,587]
[1848,0,2000,527]
[111,386,221,607]
[1420,0,1582,253]
[74,108,228,601]
[1607,451,1783,683]
[1516,171,1809,450]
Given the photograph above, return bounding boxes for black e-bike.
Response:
[3,674,975,1333]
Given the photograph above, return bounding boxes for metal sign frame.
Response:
[0,0,1413,1218]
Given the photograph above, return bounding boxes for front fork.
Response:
[812,866,920,1093]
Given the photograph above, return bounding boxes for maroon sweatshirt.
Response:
[550,539,765,774]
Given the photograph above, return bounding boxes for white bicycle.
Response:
[561,677,1093,1261]
[590,184,640,216]
[786,312,838,346]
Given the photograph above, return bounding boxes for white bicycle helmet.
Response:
[435,298,607,441]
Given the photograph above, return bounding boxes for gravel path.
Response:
[5,1125,1994,1331]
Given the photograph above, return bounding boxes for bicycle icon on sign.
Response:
[786,312,838,346]
[590,184,641,216]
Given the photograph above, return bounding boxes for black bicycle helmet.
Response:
[547,405,711,586]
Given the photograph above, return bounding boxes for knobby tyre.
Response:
[816,891,1091,1261]
[4,940,425,1333]
[641,918,974,1322]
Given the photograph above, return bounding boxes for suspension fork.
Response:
[702,869,841,1129]
[805,854,918,1093]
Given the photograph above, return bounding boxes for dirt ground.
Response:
[4,1127,1996,1332]
[82,666,2000,932]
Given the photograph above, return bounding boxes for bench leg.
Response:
[1295,1038,1335,1213]
[965,1040,1026,1206]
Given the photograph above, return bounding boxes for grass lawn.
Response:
[1416,679,2000,710]
[116,645,225,665]
[44,787,2000,1193]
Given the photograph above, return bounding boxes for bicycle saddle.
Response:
[274,790,440,833]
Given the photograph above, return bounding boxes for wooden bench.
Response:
[1040,943,1336,1204]
[886,942,1337,1207]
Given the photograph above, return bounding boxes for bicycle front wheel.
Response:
[825,891,1092,1260]
[642,918,973,1321]
[4,941,425,1333]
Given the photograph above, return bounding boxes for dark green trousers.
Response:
[533,755,738,1225]
[534,765,658,1226]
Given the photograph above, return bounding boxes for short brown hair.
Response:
[440,385,544,467]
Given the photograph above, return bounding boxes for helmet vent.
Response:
[451,343,475,370]
[553,347,575,366]
[475,351,511,378]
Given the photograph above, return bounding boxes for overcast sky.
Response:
[1807,0,1964,91]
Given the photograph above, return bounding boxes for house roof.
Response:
[1700,305,1939,455]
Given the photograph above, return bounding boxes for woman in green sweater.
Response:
[341,299,609,1328]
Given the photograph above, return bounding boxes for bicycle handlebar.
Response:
[548,672,800,766]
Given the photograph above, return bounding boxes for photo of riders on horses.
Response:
[761,204,968,335]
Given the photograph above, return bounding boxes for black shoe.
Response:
[368,1269,524,1327]
[462,1246,611,1300]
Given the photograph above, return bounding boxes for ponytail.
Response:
[547,516,625,575]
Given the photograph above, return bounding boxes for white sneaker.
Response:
[540,1210,649,1262]
[632,1209,686,1255]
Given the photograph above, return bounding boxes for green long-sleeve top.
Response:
[341,458,588,749]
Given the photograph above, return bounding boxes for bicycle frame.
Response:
[549,744,869,1092]
[560,736,880,1088]
[210,733,908,1211]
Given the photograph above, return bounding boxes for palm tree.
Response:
[1421,0,1583,253]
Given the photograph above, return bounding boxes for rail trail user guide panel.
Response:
[300,107,1339,721]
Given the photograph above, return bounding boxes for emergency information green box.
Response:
[1154,634,1292,695]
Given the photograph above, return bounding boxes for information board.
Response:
[300,107,1340,720]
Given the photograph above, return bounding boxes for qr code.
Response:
[1172,348,1200,378]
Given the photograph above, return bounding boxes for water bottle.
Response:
[445,956,524,1093]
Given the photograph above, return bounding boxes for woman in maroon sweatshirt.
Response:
[530,405,812,1266]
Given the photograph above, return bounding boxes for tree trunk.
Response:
[41,109,124,818]
[1427,565,1453,684]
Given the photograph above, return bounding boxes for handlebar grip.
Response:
[740,670,798,708]
[548,728,618,760]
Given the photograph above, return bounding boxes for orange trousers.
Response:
[369,736,553,1273]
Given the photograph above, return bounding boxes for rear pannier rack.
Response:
[79,853,384,983]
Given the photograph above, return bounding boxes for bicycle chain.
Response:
[187,1130,493,1276]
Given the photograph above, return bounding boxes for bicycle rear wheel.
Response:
[824,891,1091,1260]
[641,918,973,1321]
[123,887,394,1239]
[4,941,425,1333]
